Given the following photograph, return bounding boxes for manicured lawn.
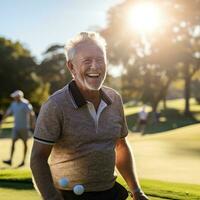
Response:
[125,98,200,133]
[1,123,198,185]
[0,170,200,199]
[0,98,200,199]
[127,124,200,185]
[0,188,39,200]
[124,98,200,116]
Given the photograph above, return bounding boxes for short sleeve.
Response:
[34,99,62,145]
[27,103,33,111]
[117,95,128,138]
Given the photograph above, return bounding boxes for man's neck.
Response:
[82,89,101,111]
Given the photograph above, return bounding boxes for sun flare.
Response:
[128,3,162,33]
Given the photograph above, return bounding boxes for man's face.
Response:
[69,41,107,92]
[13,96,21,102]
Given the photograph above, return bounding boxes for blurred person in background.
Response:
[0,90,35,167]
[133,106,148,134]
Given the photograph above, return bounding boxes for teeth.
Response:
[87,73,99,77]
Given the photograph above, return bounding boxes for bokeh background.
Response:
[0,0,200,199]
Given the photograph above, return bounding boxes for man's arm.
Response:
[30,141,63,200]
[115,138,148,200]
[30,110,36,130]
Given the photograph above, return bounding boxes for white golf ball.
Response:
[73,184,85,195]
[58,177,69,188]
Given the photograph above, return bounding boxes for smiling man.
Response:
[30,32,148,200]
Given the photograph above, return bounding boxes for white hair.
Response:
[64,31,107,62]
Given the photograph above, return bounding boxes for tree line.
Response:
[0,0,200,116]
[100,0,200,115]
[0,38,71,110]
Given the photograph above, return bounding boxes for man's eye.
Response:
[96,59,104,64]
[84,60,91,64]
[83,58,104,65]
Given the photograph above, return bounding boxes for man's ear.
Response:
[67,61,75,77]
[67,61,73,71]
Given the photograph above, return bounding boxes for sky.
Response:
[0,0,122,61]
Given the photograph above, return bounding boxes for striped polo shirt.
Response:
[34,80,128,192]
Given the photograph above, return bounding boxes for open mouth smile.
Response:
[86,73,100,78]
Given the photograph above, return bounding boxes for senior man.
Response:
[30,32,148,200]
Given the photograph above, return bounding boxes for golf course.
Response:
[2,0,200,199]
[0,99,200,200]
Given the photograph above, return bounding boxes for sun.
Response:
[127,3,162,34]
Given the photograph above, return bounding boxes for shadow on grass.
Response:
[127,108,200,134]
[171,145,200,158]
[0,128,12,139]
[0,179,34,190]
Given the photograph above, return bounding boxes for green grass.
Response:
[128,124,200,185]
[1,116,14,129]
[2,98,200,134]
[0,98,200,199]
[0,137,33,168]
[140,179,200,200]
[0,170,200,199]
[124,104,151,116]
[0,124,198,185]
[0,169,32,181]
[0,188,39,200]
[1,125,200,199]
[125,98,200,133]
[0,169,39,200]
[119,177,200,200]
[124,98,200,116]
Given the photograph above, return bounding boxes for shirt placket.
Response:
[87,101,107,134]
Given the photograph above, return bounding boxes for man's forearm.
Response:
[30,157,62,200]
[116,140,141,192]
[30,112,36,129]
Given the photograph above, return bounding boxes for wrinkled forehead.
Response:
[74,40,106,59]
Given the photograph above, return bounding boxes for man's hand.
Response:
[132,190,149,200]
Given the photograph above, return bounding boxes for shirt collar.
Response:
[68,80,112,108]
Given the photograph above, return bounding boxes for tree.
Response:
[0,37,39,105]
[163,0,200,115]
[192,80,200,104]
[100,0,177,112]
[101,0,200,114]
[37,44,72,94]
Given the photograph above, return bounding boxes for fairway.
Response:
[128,123,200,184]
[1,124,200,184]
[0,113,200,199]
[124,98,200,117]
[0,138,33,169]
[0,172,200,200]
[0,188,39,200]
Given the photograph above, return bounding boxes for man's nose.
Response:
[90,59,100,69]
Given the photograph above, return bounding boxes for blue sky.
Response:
[0,0,121,60]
